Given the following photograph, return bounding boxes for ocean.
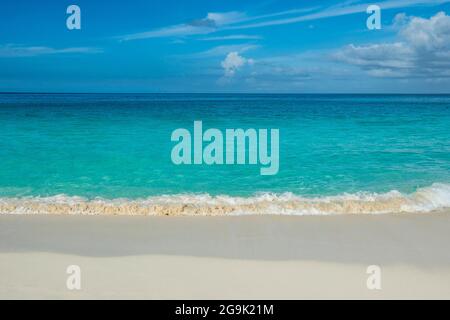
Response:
[0,93,449,215]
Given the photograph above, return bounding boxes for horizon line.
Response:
[1,92,450,95]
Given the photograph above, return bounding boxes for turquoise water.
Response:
[0,93,449,215]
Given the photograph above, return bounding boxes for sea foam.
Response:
[0,183,449,216]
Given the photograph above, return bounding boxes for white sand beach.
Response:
[1,211,449,299]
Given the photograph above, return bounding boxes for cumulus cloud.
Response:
[401,11,450,52]
[218,51,322,88]
[221,52,254,77]
[334,12,450,78]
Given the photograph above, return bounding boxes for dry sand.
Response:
[0,211,449,299]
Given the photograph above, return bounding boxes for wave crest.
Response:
[0,183,449,216]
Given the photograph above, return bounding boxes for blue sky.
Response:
[0,0,449,93]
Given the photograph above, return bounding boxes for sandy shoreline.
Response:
[1,211,450,299]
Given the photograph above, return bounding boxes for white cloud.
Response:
[119,24,213,41]
[334,43,414,69]
[190,44,259,58]
[0,44,101,57]
[199,34,262,41]
[393,12,409,27]
[120,11,247,41]
[118,1,448,41]
[225,0,449,31]
[205,12,247,26]
[221,52,252,77]
[334,12,450,78]
[401,11,450,51]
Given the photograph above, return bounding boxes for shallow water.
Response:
[1,93,449,215]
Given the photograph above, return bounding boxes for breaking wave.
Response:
[0,183,449,216]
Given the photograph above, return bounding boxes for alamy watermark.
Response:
[66,5,81,30]
[366,265,382,290]
[66,265,81,290]
[63,4,380,31]
[171,121,279,175]
[367,4,381,30]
